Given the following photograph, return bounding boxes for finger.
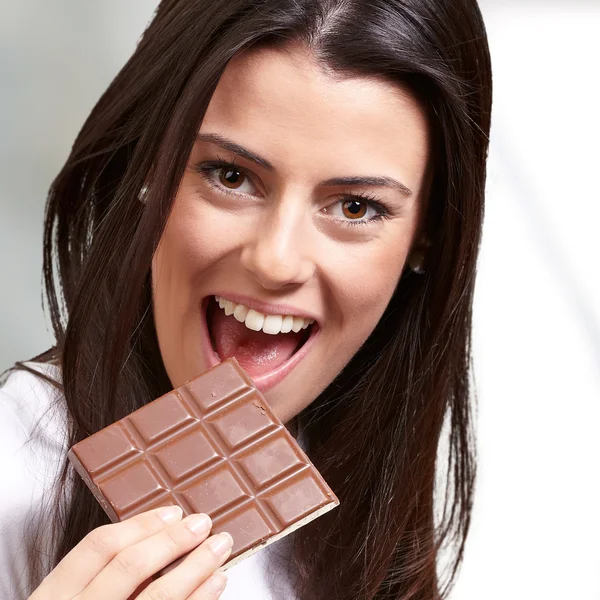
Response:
[126,576,155,600]
[187,571,228,600]
[31,505,183,600]
[80,513,213,599]
[139,532,233,600]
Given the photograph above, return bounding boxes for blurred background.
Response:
[1,1,599,598]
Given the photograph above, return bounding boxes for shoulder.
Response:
[0,363,67,599]
[0,362,67,512]
[0,362,63,432]
[0,363,66,456]
[0,363,61,420]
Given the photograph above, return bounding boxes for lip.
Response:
[200,296,320,393]
[213,292,321,324]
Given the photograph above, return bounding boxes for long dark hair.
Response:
[20,0,492,598]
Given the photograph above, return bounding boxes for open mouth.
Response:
[202,296,318,387]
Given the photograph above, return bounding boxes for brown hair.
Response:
[18,0,492,598]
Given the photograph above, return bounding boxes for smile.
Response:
[200,295,320,393]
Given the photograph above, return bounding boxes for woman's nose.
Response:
[240,208,315,290]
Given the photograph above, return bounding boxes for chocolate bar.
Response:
[67,358,339,569]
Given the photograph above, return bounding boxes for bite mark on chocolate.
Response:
[252,399,266,415]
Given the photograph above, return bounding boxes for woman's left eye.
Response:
[324,194,389,226]
[194,159,390,227]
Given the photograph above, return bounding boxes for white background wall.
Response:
[1,1,598,598]
[457,4,600,599]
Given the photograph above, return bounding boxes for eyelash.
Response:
[193,156,391,227]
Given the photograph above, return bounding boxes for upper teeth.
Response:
[214,296,315,335]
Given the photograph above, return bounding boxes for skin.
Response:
[152,44,431,425]
[32,508,233,599]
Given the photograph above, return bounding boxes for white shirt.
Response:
[0,363,296,599]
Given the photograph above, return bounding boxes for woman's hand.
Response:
[30,505,232,600]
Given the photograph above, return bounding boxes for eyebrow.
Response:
[196,132,413,198]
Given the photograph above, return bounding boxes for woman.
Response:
[0,0,492,598]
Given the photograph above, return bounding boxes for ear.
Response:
[415,232,432,249]
[407,233,432,275]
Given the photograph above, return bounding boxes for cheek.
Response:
[151,192,223,338]
[319,225,415,376]
[329,231,413,327]
[162,204,220,271]
[153,189,245,292]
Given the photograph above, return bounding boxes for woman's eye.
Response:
[325,196,389,225]
[195,161,257,196]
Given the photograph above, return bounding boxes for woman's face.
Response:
[152,45,430,425]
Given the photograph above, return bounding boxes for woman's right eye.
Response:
[194,160,258,198]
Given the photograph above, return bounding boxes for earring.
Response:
[138,185,149,204]
[408,250,426,274]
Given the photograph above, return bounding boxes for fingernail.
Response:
[210,572,228,593]
[157,505,183,524]
[185,513,211,534]
[208,532,233,556]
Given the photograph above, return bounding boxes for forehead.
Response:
[201,45,431,193]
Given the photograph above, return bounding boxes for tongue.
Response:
[211,307,304,377]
